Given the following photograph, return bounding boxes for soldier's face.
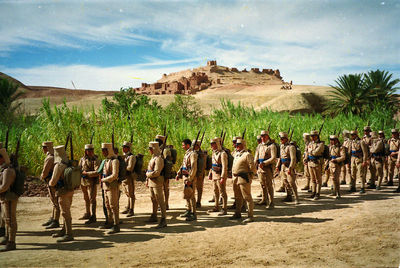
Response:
[86,149,94,157]
[123,146,129,153]
[182,142,190,150]
[236,143,243,151]
[280,138,286,144]
[261,135,269,143]
[211,142,217,150]
[364,131,370,136]
[393,133,399,138]
[351,134,357,140]
[379,134,384,138]
[311,135,318,141]
[42,146,48,154]
[101,149,108,157]
[148,148,154,155]
[330,139,335,145]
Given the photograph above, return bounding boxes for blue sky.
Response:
[0,0,399,91]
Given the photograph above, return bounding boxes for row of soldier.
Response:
[0,126,399,251]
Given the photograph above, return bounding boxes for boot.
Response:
[242,217,254,223]
[301,185,309,191]
[106,225,120,234]
[322,182,328,187]
[218,210,227,216]
[385,180,394,186]
[313,193,320,200]
[267,203,275,210]
[98,222,113,229]
[367,184,376,189]
[52,229,66,238]
[0,227,5,237]
[45,220,60,229]
[85,215,97,225]
[208,197,215,203]
[336,194,341,199]
[282,194,293,202]
[340,180,346,185]
[196,201,201,208]
[207,207,220,213]
[166,204,170,210]
[228,202,236,209]
[0,241,16,252]
[57,235,74,243]
[156,218,167,228]
[126,209,134,217]
[180,210,191,218]
[257,199,267,205]
[394,186,400,193]
[0,236,8,245]
[42,218,53,227]
[121,207,129,214]
[359,188,365,194]
[78,213,90,220]
[146,214,158,223]
[309,192,316,199]
[349,186,356,192]
[276,186,285,193]
[185,213,197,221]
[229,212,242,220]
[376,186,381,190]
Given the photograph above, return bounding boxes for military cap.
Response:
[329,135,338,140]
[85,144,94,150]
[350,130,358,135]
[210,137,219,144]
[260,130,269,136]
[54,145,68,163]
[303,133,310,138]
[155,135,166,143]
[256,135,261,140]
[122,141,132,148]
[148,141,159,150]
[310,130,319,136]
[378,130,384,134]
[363,126,371,131]
[391,129,399,133]
[279,132,288,138]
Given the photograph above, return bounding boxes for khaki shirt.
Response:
[146,154,164,187]
[305,140,324,167]
[388,138,400,160]
[102,158,119,190]
[0,164,16,200]
[40,152,54,181]
[370,138,385,158]
[328,144,346,168]
[209,149,228,180]
[124,153,136,173]
[178,149,198,182]
[49,162,67,187]
[278,142,296,169]
[232,149,256,175]
[349,138,368,162]
[254,141,277,173]
[362,135,372,147]
[79,155,100,178]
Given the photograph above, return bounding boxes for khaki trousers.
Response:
[1,199,18,242]
[329,164,342,195]
[163,177,170,208]
[341,164,350,183]
[48,186,60,221]
[150,186,166,218]
[196,172,205,204]
[281,165,299,199]
[351,157,366,188]
[81,178,97,215]
[59,190,74,236]
[304,163,311,188]
[309,163,322,194]
[372,158,384,186]
[388,157,398,182]
[183,176,197,214]
[105,185,120,225]
[122,175,135,210]
[257,167,274,205]
[213,179,227,211]
[233,177,254,218]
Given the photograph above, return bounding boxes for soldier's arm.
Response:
[264,144,277,166]
[312,142,324,156]
[361,141,368,162]
[49,163,62,187]
[254,146,259,166]
[221,151,228,179]
[336,147,346,163]
[188,152,198,181]
[0,168,16,193]
[40,156,54,180]
[102,159,119,183]
[247,153,257,174]
[126,155,136,172]
[288,145,296,169]
[147,157,164,178]
[78,158,83,169]
[86,158,101,177]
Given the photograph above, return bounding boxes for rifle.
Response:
[161,135,168,156]
[289,129,294,142]
[267,122,271,133]
[130,131,133,143]
[90,131,95,144]
[192,130,201,150]
[96,158,109,224]
[242,128,246,139]
[5,128,9,151]
[69,133,74,161]
[64,132,71,150]
[163,125,166,136]
[199,130,205,147]
[11,136,21,167]
[319,118,326,136]
[220,130,224,138]
[221,131,226,147]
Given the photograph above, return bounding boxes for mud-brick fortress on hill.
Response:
[133,60,284,95]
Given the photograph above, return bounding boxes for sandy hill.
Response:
[0,71,32,92]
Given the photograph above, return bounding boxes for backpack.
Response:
[11,166,26,196]
[196,151,206,177]
[206,154,212,170]
[295,145,302,164]
[117,156,127,182]
[223,148,234,174]
[64,164,82,190]
[134,154,144,174]
[274,143,281,159]
[162,158,174,179]
[384,143,390,156]
[169,146,177,164]
[323,144,330,160]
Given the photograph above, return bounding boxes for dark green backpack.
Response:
[117,156,127,182]
[11,167,26,196]
[64,163,82,191]
[134,154,144,174]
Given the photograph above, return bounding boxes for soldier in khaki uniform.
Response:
[155,135,173,210]
[230,138,256,223]
[341,130,351,185]
[327,135,346,199]
[378,131,389,183]
[40,141,59,229]
[349,130,369,193]
[363,126,375,187]
[387,129,399,186]
[78,144,100,224]
[99,143,120,234]
[302,133,312,191]
[254,130,277,209]
[0,148,18,251]
[256,135,262,145]
[193,140,207,208]
[121,141,136,217]
[49,145,74,242]
[176,139,198,221]
[146,141,167,228]
[276,132,299,203]
[208,137,228,215]
[395,148,400,192]
[304,130,324,200]
[370,132,385,190]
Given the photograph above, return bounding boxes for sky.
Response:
[0,0,399,91]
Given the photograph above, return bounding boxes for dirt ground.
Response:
[1,174,399,267]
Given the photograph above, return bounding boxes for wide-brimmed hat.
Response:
[329,135,338,140]
[363,126,371,131]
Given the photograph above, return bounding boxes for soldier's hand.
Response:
[275,167,279,173]
[288,169,291,176]
[175,175,180,181]
[390,152,396,157]
[145,179,149,187]
[362,161,368,167]
[220,178,226,185]
[396,163,400,168]
[208,174,212,180]
[185,180,192,187]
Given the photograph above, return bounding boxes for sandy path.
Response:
[1,176,399,267]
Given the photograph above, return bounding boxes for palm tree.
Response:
[0,78,25,125]
[363,69,400,111]
[324,73,371,116]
